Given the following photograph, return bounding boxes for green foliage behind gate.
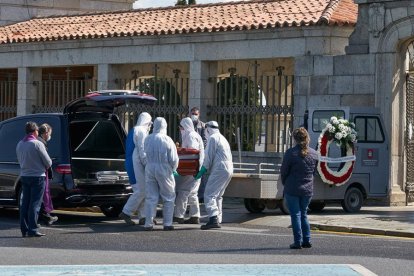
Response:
[217,76,260,151]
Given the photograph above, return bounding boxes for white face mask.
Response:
[47,135,51,142]
[191,114,199,122]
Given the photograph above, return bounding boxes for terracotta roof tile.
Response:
[0,0,357,44]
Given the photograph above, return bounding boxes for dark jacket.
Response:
[280,144,318,197]
[193,120,207,147]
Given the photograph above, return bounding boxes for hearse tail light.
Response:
[56,164,72,174]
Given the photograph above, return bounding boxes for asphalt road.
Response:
[1,202,414,276]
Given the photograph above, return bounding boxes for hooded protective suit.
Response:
[174,117,204,219]
[203,121,233,224]
[144,117,179,227]
[122,112,152,219]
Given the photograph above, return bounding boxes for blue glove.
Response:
[194,166,207,180]
[173,171,180,177]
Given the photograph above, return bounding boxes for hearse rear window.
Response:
[70,120,124,159]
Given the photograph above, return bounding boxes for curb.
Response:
[310,223,414,239]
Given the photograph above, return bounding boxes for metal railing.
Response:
[0,81,17,121]
[208,73,294,153]
[232,162,280,175]
[33,79,97,113]
[115,77,189,142]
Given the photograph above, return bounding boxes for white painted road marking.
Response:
[0,264,377,276]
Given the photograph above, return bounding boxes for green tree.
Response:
[136,78,182,141]
[175,0,187,5]
[217,76,260,151]
[175,0,196,5]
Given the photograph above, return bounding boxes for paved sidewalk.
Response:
[241,205,414,238]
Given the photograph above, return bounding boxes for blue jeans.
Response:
[20,176,46,235]
[285,193,312,246]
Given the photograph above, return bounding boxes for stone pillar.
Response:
[17,67,41,116]
[97,64,118,90]
[189,61,218,122]
[377,51,406,206]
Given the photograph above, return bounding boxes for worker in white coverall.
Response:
[144,117,179,231]
[173,117,204,224]
[195,121,233,230]
[119,112,152,225]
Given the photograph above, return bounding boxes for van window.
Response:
[312,110,345,132]
[354,116,384,143]
[70,120,124,159]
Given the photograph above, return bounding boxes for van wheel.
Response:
[100,204,123,218]
[341,187,363,213]
[244,198,265,213]
[279,198,290,215]
[308,202,326,212]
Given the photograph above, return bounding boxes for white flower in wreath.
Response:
[331,117,339,125]
[329,125,336,133]
[335,132,343,140]
[338,124,346,131]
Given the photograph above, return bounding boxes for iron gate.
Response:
[406,74,414,202]
[208,73,294,153]
[115,77,189,142]
[0,81,17,121]
[33,80,97,113]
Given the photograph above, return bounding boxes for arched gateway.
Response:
[374,10,414,204]
[310,0,414,205]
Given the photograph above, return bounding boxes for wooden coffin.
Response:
[177,147,200,176]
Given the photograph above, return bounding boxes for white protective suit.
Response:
[144,117,179,227]
[122,112,152,218]
[203,121,233,223]
[174,117,204,219]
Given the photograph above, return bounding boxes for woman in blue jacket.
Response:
[280,127,318,249]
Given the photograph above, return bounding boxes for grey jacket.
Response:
[16,138,52,177]
[280,145,318,197]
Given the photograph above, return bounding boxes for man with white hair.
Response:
[173,117,204,224]
[144,117,179,231]
[120,112,152,225]
[195,121,233,230]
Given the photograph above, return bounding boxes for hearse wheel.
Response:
[100,204,123,218]
[341,187,363,213]
[244,198,265,213]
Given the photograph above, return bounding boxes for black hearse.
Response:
[0,90,156,217]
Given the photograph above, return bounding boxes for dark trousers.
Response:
[19,176,45,235]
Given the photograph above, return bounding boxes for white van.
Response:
[224,106,389,213]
